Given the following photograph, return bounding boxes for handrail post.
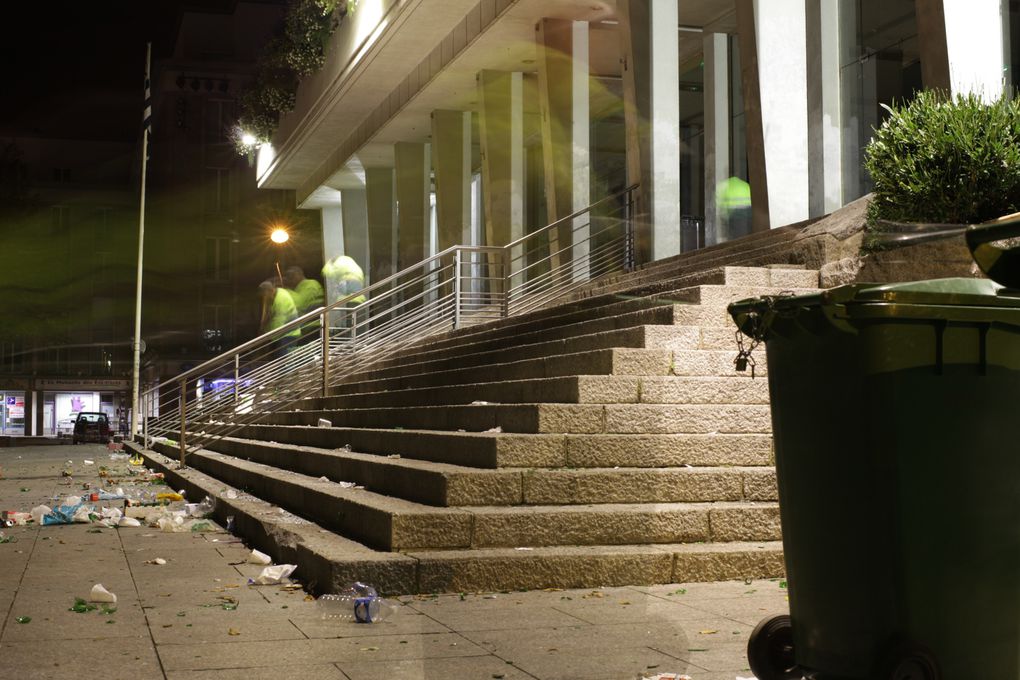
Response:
[178,378,186,467]
[233,354,240,405]
[453,249,462,329]
[142,391,149,449]
[624,187,635,272]
[500,246,510,318]
[321,310,331,397]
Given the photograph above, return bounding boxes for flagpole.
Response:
[130,42,151,439]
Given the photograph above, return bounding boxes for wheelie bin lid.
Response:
[729,277,1020,337]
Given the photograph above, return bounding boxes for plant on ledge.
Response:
[233,0,350,155]
[864,90,1020,227]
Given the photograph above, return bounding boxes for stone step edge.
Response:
[175,433,778,506]
[308,374,769,410]
[127,440,785,594]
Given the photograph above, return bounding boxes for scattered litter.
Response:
[89,584,117,604]
[30,505,51,525]
[317,582,397,623]
[129,455,144,465]
[156,492,185,503]
[318,476,329,482]
[83,459,94,465]
[386,454,401,459]
[109,453,129,461]
[226,516,236,532]
[146,558,167,566]
[15,616,30,624]
[225,490,238,500]
[317,418,332,428]
[470,401,491,405]
[118,517,142,528]
[228,627,241,636]
[337,481,357,488]
[484,426,502,433]
[514,547,534,551]
[0,533,14,544]
[248,549,272,565]
[69,598,97,613]
[250,564,296,585]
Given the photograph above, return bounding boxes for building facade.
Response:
[253,0,1016,293]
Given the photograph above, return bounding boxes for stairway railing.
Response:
[140,185,637,464]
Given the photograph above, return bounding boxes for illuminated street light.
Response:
[270,226,290,283]
[240,132,258,147]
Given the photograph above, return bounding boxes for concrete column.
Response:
[394,142,431,272]
[806,0,842,216]
[23,389,35,436]
[703,32,730,246]
[618,0,681,262]
[478,70,524,251]
[365,167,396,285]
[431,110,472,253]
[321,204,343,268]
[340,188,369,280]
[917,0,1004,100]
[736,0,810,230]
[536,19,591,277]
[735,0,770,231]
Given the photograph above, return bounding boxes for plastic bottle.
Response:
[316,582,397,623]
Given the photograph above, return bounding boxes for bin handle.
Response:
[966,216,1020,289]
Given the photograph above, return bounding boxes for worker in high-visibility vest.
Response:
[322,255,366,305]
[717,176,752,239]
[284,266,325,315]
[258,279,300,358]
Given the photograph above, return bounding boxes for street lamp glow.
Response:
[240,132,258,147]
[270,228,290,244]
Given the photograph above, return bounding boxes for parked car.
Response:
[72,412,111,444]
[56,412,80,438]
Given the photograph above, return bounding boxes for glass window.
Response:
[839,0,922,202]
[204,236,231,282]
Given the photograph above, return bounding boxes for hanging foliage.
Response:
[233,0,350,155]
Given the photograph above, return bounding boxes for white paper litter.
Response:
[72,505,93,523]
[118,517,142,527]
[317,418,332,428]
[318,476,329,482]
[248,549,272,565]
[484,426,502,433]
[470,400,490,405]
[83,459,94,465]
[89,584,117,603]
[30,505,52,525]
[225,490,238,500]
[251,564,296,585]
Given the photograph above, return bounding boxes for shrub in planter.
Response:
[864,90,1020,226]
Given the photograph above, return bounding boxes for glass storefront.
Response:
[0,391,25,435]
[839,0,922,202]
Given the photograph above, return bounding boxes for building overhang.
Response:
[260,0,736,207]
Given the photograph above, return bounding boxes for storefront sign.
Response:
[35,378,129,391]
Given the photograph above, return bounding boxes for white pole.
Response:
[131,42,151,438]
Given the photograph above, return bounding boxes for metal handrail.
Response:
[140,185,637,464]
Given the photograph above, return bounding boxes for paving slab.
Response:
[0,444,788,680]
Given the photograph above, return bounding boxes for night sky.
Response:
[1,1,240,141]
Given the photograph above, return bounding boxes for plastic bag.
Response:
[250,564,296,585]
[30,505,51,525]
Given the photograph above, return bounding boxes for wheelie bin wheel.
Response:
[747,614,799,680]
[876,642,941,680]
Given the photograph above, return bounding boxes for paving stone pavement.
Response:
[0,444,789,680]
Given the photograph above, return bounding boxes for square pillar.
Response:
[703,32,730,246]
[365,167,396,285]
[394,142,431,272]
[537,18,591,277]
[917,0,1005,100]
[478,70,524,250]
[431,110,472,253]
[340,188,369,282]
[618,0,681,262]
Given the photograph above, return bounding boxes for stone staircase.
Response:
[130,262,820,595]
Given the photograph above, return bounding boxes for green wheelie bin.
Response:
[727,220,1020,680]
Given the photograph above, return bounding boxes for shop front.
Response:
[33,378,131,437]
